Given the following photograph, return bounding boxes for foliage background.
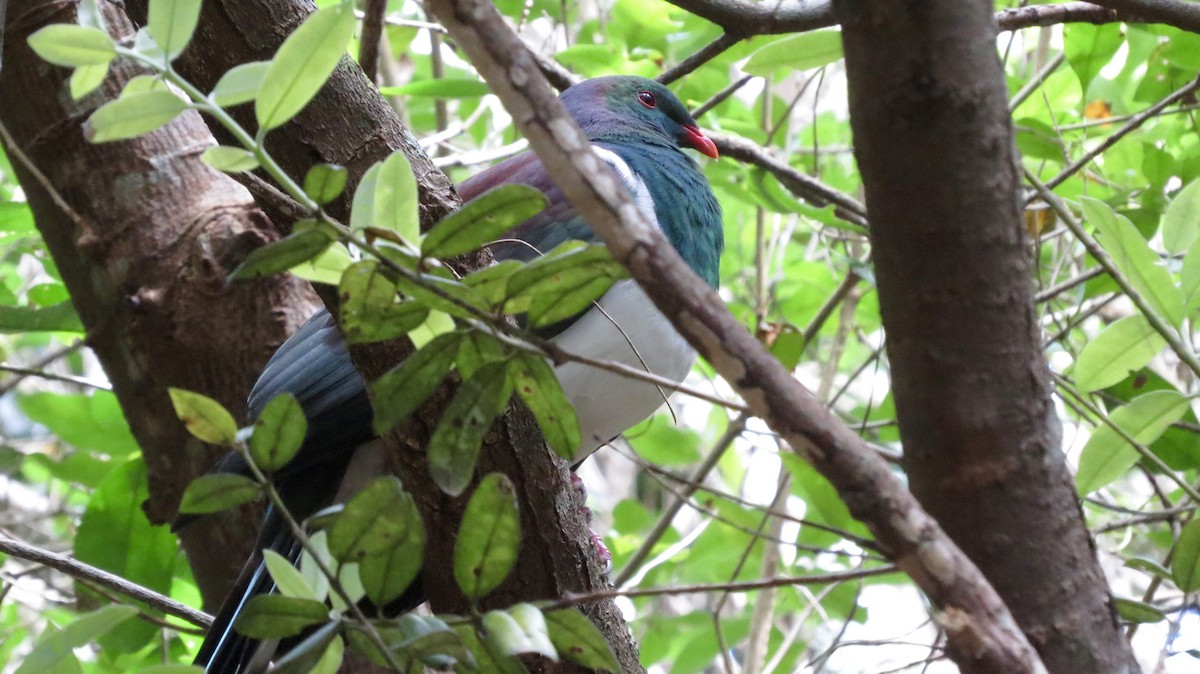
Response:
[2,0,1200,672]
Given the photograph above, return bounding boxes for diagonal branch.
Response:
[427,0,1048,671]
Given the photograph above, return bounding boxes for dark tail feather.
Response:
[195,506,301,674]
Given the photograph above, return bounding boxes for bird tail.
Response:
[194,505,299,674]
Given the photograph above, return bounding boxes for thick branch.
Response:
[427,0,1047,671]
[834,1,1136,672]
[1089,0,1200,31]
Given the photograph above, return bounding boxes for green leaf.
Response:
[210,61,270,107]
[168,387,238,445]
[509,353,580,460]
[1162,179,1200,255]
[349,162,381,232]
[359,494,426,605]
[743,30,843,77]
[508,604,557,660]
[1075,390,1189,494]
[456,330,508,379]
[328,477,413,562]
[178,473,261,514]
[277,245,344,289]
[482,610,540,659]
[422,185,548,259]
[454,473,521,599]
[27,24,116,67]
[1114,598,1167,624]
[371,151,420,247]
[256,2,356,131]
[507,242,625,327]
[14,605,138,674]
[1125,557,1172,580]
[0,302,84,333]
[249,393,307,471]
[370,332,462,434]
[148,0,203,60]
[70,62,109,99]
[234,596,330,639]
[229,227,332,280]
[379,79,491,98]
[544,608,620,673]
[1182,243,1200,311]
[270,624,342,674]
[86,90,189,142]
[1072,315,1166,392]
[74,459,177,653]
[263,549,318,600]
[1171,515,1200,590]
[428,363,513,496]
[1081,197,1185,326]
[201,146,260,173]
[1173,518,1200,592]
[1064,23,1122,93]
[337,261,428,344]
[464,260,523,307]
[304,164,348,205]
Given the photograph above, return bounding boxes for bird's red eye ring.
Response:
[637,91,657,109]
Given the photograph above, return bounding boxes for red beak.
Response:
[681,124,719,159]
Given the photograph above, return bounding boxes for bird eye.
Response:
[637,91,657,109]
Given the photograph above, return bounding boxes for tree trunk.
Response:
[833,1,1136,672]
[0,0,319,608]
[7,1,641,670]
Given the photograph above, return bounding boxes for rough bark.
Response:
[833,1,1137,672]
[116,1,642,669]
[0,1,319,608]
[428,0,1047,672]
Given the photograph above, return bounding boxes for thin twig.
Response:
[552,565,899,609]
[0,534,212,628]
[658,32,743,85]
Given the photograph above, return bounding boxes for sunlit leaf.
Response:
[370,331,462,434]
[544,608,620,673]
[234,596,330,639]
[168,387,238,445]
[428,363,513,496]
[249,393,306,471]
[1075,390,1189,494]
[178,474,261,514]
[454,473,521,599]
[148,0,203,60]
[1162,179,1200,255]
[422,185,547,259]
[256,2,356,131]
[1081,197,1184,326]
[1072,315,1165,392]
[328,477,413,562]
[743,30,843,76]
[210,61,270,107]
[1173,518,1200,592]
[509,352,580,460]
[27,24,116,67]
[201,146,259,173]
[229,226,332,280]
[86,90,189,143]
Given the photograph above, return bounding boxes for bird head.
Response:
[561,76,719,159]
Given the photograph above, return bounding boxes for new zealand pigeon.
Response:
[188,75,723,672]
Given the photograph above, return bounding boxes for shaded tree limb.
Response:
[1089,0,1200,31]
[835,1,1136,672]
[0,534,212,628]
[427,0,1048,671]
